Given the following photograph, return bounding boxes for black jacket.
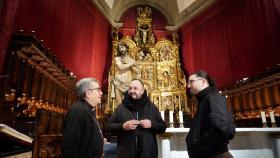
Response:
[186,87,235,158]
[62,99,103,158]
[107,91,166,158]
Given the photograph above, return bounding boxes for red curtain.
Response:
[273,0,280,15]
[120,6,169,39]
[180,0,280,89]
[0,0,111,84]
[0,0,20,74]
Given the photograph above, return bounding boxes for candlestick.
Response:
[269,111,275,123]
[269,111,277,127]
[260,111,266,123]
[260,111,267,128]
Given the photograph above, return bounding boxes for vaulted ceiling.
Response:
[91,0,218,30]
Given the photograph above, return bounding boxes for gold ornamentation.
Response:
[108,7,187,112]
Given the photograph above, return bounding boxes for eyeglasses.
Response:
[88,87,101,92]
[188,79,203,85]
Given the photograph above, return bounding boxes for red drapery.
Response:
[120,6,169,39]
[0,0,20,74]
[180,0,280,89]
[0,0,111,84]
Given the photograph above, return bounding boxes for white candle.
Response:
[169,111,173,123]
[179,111,183,123]
[161,111,165,121]
[260,111,267,123]
[269,111,276,123]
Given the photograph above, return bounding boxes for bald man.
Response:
[107,79,166,158]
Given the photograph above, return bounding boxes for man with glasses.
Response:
[186,71,235,158]
[62,78,103,158]
[107,79,166,158]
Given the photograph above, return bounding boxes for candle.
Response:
[179,95,181,111]
[260,111,267,123]
[169,111,173,123]
[179,111,183,123]
[269,111,276,123]
[161,111,165,121]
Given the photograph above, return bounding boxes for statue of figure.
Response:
[162,71,171,87]
[153,96,159,106]
[111,27,119,41]
[139,25,150,45]
[161,96,172,111]
[134,32,141,47]
[137,50,146,61]
[137,49,153,62]
[171,32,179,44]
[149,33,155,46]
[160,46,172,61]
[145,53,153,62]
[112,43,139,105]
[137,7,143,17]
[178,70,186,88]
[141,68,149,80]
[174,95,180,112]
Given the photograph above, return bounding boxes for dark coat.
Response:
[62,99,103,158]
[186,87,236,158]
[107,91,166,158]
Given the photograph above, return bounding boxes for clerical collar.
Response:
[81,99,96,111]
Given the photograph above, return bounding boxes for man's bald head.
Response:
[128,79,144,99]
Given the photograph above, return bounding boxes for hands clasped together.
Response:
[122,119,151,130]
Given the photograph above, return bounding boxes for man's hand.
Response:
[140,119,151,128]
[122,119,140,130]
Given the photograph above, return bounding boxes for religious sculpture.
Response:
[111,43,139,106]
[162,71,171,87]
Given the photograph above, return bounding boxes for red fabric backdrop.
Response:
[180,0,280,89]
[0,0,20,74]
[1,0,280,90]
[119,6,169,40]
[0,0,111,84]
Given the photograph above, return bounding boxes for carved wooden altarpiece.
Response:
[107,6,187,114]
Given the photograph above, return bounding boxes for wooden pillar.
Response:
[226,94,233,113]
[248,89,255,111]
[241,91,250,111]
[272,82,280,107]
[233,94,241,113]
[263,85,272,109]
[255,88,263,110]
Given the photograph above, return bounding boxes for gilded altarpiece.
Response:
[108,6,187,113]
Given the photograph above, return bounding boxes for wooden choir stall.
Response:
[0,33,77,158]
